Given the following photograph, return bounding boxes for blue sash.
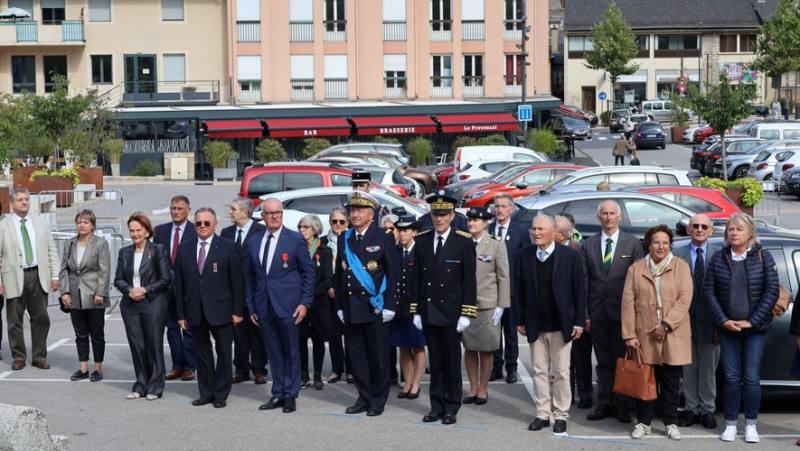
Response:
[344,228,387,312]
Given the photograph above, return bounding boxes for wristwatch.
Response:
[660,321,672,332]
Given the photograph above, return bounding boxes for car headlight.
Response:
[469,190,488,199]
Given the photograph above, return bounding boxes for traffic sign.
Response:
[678,83,687,94]
[517,104,532,122]
[598,91,607,101]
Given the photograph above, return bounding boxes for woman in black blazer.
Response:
[297,215,333,390]
[114,212,171,401]
[321,207,352,383]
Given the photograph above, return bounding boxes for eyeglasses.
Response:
[195,220,214,228]
[78,209,93,214]
[331,219,347,226]
[691,223,710,230]
[261,210,283,218]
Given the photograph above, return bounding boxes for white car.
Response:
[448,159,519,184]
[541,165,693,191]
[748,148,789,181]
[684,124,709,143]
[253,187,429,235]
[773,148,800,185]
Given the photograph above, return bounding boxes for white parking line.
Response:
[0,371,11,380]
[46,338,69,352]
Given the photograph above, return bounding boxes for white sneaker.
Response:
[666,424,682,441]
[631,423,651,439]
[720,425,738,442]
[744,424,760,443]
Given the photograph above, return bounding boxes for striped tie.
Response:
[603,238,613,274]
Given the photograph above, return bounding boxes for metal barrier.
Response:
[755,181,781,226]
[35,189,124,234]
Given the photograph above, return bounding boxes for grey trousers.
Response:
[6,269,49,363]
[683,336,721,415]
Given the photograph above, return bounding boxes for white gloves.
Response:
[413,314,423,331]
[456,316,471,333]
[382,309,396,323]
[337,310,344,323]
[492,307,504,327]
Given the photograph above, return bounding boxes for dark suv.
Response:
[544,116,592,140]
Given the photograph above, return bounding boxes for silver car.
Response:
[748,147,796,181]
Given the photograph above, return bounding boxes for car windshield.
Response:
[564,117,588,127]
[492,165,532,184]
[641,123,662,130]
[541,173,573,190]
[745,142,771,155]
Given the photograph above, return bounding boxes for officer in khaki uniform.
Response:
[411,191,477,425]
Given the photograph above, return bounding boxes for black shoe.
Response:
[442,413,457,425]
[313,373,324,390]
[328,373,341,383]
[553,419,567,434]
[89,371,103,382]
[475,396,488,405]
[213,400,227,408]
[587,404,612,421]
[282,398,296,413]
[407,389,420,400]
[463,395,476,404]
[528,418,550,431]
[70,370,89,381]
[192,397,213,406]
[489,368,504,381]
[259,397,284,410]
[345,404,368,415]
[346,374,355,384]
[678,411,699,427]
[701,413,717,429]
[398,391,409,399]
[616,406,632,424]
[506,371,519,384]
[422,412,443,423]
[577,399,593,409]
[366,408,384,417]
[300,372,310,389]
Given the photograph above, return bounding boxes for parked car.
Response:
[315,142,410,165]
[690,141,717,175]
[623,186,742,220]
[462,163,584,208]
[641,99,693,123]
[748,147,791,181]
[238,162,354,208]
[773,148,800,185]
[683,123,709,143]
[693,125,718,144]
[702,137,765,176]
[445,163,534,201]
[453,159,519,182]
[450,145,549,183]
[310,150,438,195]
[748,121,800,141]
[433,165,454,188]
[541,165,693,191]
[780,165,800,197]
[633,121,666,149]
[341,164,415,197]
[610,113,654,134]
[751,104,770,117]
[561,105,599,126]
[712,141,773,180]
[544,116,593,141]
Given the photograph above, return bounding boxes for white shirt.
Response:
[537,241,556,261]
[260,226,283,273]
[690,242,709,272]
[601,229,621,262]
[403,242,415,254]
[132,251,143,288]
[13,213,38,268]
[196,235,213,262]
[731,246,751,261]
[235,219,254,244]
[473,232,485,246]
[495,219,510,241]
[434,228,452,254]
[76,244,86,265]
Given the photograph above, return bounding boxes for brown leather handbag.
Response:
[613,346,657,401]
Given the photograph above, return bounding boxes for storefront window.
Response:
[614,83,646,109]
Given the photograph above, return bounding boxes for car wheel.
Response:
[484,200,494,209]
[660,143,666,149]
[734,166,748,180]
[416,183,427,196]
[699,167,706,176]
[765,174,772,181]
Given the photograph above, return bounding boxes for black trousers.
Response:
[233,306,267,377]
[614,155,626,166]
[300,301,332,374]
[192,316,234,403]
[329,299,351,375]
[344,320,391,409]
[424,324,463,415]
[636,363,681,426]
[70,308,106,362]
[121,299,167,397]
[492,307,519,373]
[590,319,628,407]
[570,331,594,403]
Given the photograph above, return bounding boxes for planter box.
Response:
[213,167,236,181]
[111,164,120,177]
[12,167,39,192]
[726,187,754,217]
[77,168,103,190]
[32,176,74,207]
[671,126,687,143]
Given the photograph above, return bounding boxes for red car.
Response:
[433,165,454,188]
[462,164,585,208]
[693,126,716,144]
[625,186,742,220]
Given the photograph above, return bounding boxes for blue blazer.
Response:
[673,242,721,343]
[245,228,315,320]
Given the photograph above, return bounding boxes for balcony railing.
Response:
[384,78,407,98]
[290,21,313,42]
[324,78,348,99]
[237,21,260,43]
[238,89,262,102]
[462,75,485,97]
[504,20,522,41]
[431,76,453,98]
[383,21,406,41]
[0,20,84,44]
[504,75,522,97]
[462,20,484,41]
[119,80,220,106]
[430,20,452,41]
[291,79,315,100]
[324,20,346,42]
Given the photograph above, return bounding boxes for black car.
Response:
[690,141,718,175]
[752,104,770,117]
[544,116,592,141]
[702,138,765,176]
[633,121,666,149]
[782,165,800,198]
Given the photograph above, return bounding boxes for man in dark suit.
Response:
[221,197,268,385]
[581,200,644,423]
[246,198,314,414]
[489,193,531,384]
[411,191,477,425]
[154,195,197,381]
[516,214,586,435]
[175,207,244,409]
[673,214,721,430]
[335,191,399,416]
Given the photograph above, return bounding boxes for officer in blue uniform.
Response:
[411,193,477,425]
[335,191,399,417]
[416,190,469,233]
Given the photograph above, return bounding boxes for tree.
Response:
[583,1,639,108]
[687,75,756,181]
[752,0,800,96]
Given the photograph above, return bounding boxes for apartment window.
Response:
[504,0,520,30]
[12,55,36,93]
[568,36,594,52]
[656,35,698,50]
[41,0,65,24]
[163,54,185,83]
[325,0,345,31]
[635,35,649,56]
[462,0,484,41]
[290,0,313,42]
[43,55,67,93]
[431,0,452,31]
[740,34,757,53]
[237,0,259,20]
[720,35,737,53]
[9,1,33,19]
[504,54,522,83]
[383,0,406,41]
[162,0,184,21]
[463,54,484,97]
[238,56,262,81]
[291,55,314,100]
[88,0,110,22]
[91,55,112,84]
[324,55,348,99]
[384,54,406,97]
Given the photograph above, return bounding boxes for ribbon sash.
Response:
[344,229,387,311]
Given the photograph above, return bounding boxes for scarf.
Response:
[307,237,320,258]
[646,253,672,322]
[327,231,338,272]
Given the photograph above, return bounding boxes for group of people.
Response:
[0,176,785,442]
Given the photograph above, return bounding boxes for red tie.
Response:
[171,226,180,265]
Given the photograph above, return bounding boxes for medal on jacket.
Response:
[366,261,378,271]
[342,260,348,271]
[282,253,288,269]
[374,308,381,315]
[315,254,320,267]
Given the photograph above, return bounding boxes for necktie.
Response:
[261,234,273,273]
[473,240,478,248]
[603,238,613,274]
[403,249,409,261]
[198,242,207,274]
[538,249,547,262]
[356,233,363,244]
[436,236,444,256]
[693,248,705,292]
[20,218,33,266]
[498,226,505,240]
[171,226,180,265]
[236,229,243,247]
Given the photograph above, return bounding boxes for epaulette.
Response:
[416,229,432,236]
[386,228,393,234]
[455,230,472,239]
[491,234,502,241]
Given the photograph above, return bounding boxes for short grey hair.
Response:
[10,187,29,204]
[596,200,621,216]
[554,215,573,234]
[329,207,348,221]
[382,214,399,227]
[298,214,324,236]
[494,193,516,206]
[724,213,760,248]
[232,197,254,215]
[195,207,217,221]
[533,212,556,229]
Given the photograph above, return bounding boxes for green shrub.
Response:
[30,168,80,186]
[600,110,611,126]
[203,141,232,169]
[476,134,509,146]
[103,139,124,164]
[131,160,161,177]
[728,177,764,207]
[527,130,558,158]
[407,137,434,166]
[452,136,478,154]
[372,136,401,144]
[303,138,332,159]
[695,176,728,191]
[256,139,287,162]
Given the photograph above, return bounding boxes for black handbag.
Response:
[630,156,641,166]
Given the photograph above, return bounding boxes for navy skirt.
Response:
[390,318,426,348]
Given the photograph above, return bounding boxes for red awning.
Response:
[203,120,263,138]
[350,116,438,136]
[436,113,519,134]
[265,118,351,138]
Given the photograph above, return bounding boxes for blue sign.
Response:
[598,91,607,101]
[517,104,532,122]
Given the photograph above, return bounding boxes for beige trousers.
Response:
[531,331,573,421]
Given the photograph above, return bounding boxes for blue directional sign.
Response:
[517,104,532,122]
[598,91,607,100]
